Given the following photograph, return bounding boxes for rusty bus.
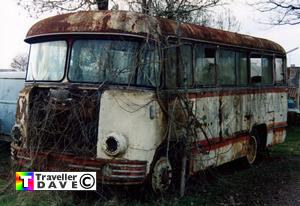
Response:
[11,10,287,193]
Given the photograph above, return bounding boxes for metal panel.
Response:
[0,72,25,136]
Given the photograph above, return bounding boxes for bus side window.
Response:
[178,44,193,87]
[165,46,177,88]
[195,46,216,86]
[262,56,273,84]
[237,52,248,85]
[275,57,284,84]
[218,49,236,85]
[250,55,262,83]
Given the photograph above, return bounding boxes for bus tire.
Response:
[151,156,173,193]
[246,134,258,165]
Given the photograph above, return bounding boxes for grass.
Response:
[0,127,299,206]
[270,127,300,156]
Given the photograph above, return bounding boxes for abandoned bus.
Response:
[12,10,287,193]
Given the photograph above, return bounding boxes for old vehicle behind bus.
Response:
[0,71,25,141]
[12,10,287,193]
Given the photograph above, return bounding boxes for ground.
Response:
[0,127,299,206]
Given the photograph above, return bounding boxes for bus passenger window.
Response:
[275,58,284,83]
[250,56,262,83]
[237,52,248,85]
[137,44,160,87]
[178,45,193,87]
[218,50,236,85]
[262,56,273,84]
[165,46,177,88]
[195,46,216,86]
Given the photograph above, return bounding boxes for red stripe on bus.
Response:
[267,121,288,131]
[192,134,249,154]
[192,121,287,154]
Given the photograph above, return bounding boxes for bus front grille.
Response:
[27,87,100,158]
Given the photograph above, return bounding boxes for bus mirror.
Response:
[251,76,262,84]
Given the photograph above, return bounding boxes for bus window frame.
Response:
[194,44,218,88]
[66,35,163,89]
[216,47,238,87]
[25,39,69,83]
[249,52,275,86]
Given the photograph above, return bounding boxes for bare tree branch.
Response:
[10,53,28,71]
[249,0,300,25]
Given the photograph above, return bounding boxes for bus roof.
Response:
[26,10,285,54]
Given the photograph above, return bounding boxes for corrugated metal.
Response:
[25,10,285,54]
[0,72,25,136]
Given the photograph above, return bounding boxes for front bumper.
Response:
[11,145,147,185]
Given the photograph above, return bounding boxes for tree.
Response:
[127,0,223,22]
[17,0,109,18]
[16,0,240,32]
[10,54,28,71]
[250,0,300,25]
[17,0,222,22]
[212,8,241,32]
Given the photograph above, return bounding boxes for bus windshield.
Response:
[27,41,67,81]
[69,39,160,87]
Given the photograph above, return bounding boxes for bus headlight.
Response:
[11,124,22,143]
[101,133,128,156]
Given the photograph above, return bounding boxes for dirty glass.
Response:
[275,58,284,83]
[262,56,273,84]
[218,50,236,85]
[137,43,160,87]
[195,46,216,85]
[69,40,139,84]
[178,45,193,87]
[237,52,248,85]
[250,56,262,83]
[27,41,67,81]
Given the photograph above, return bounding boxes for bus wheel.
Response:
[151,157,172,193]
[246,135,258,165]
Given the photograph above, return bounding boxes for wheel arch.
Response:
[251,123,268,149]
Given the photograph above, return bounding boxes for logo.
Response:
[16,172,96,191]
[16,172,34,191]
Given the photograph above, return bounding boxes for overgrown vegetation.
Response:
[1,127,299,206]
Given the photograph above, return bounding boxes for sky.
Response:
[0,0,299,69]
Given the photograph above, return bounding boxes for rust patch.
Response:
[25,11,285,54]
[272,128,285,145]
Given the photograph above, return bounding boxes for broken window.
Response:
[195,46,216,86]
[27,41,67,81]
[250,55,262,83]
[250,55,273,84]
[218,49,236,85]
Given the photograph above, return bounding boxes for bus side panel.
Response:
[194,95,220,141]
[267,92,287,146]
